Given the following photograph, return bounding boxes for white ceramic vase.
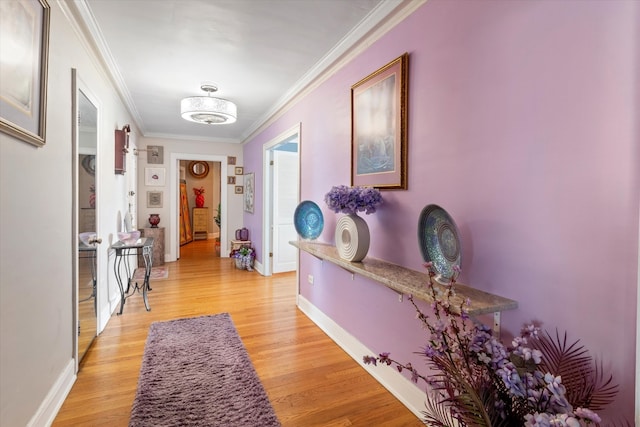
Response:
[335,214,370,262]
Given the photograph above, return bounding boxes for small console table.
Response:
[112,237,154,315]
[290,241,518,336]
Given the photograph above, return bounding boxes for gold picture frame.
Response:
[0,0,50,147]
[351,53,408,189]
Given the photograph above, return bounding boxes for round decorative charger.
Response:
[417,204,461,283]
[294,201,324,240]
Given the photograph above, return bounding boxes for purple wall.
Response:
[244,1,639,420]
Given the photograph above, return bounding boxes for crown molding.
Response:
[241,0,427,144]
[63,0,146,135]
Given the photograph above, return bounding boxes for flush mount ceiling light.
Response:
[180,84,237,125]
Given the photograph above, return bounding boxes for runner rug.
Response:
[129,313,281,426]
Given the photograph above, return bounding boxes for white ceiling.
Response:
[74,0,412,143]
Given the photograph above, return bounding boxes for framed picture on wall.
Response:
[0,0,51,147]
[146,145,164,164]
[228,156,236,165]
[227,176,236,185]
[235,166,244,175]
[145,167,166,186]
[147,191,163,208]
[234,185,243,194]
[244,172,254,213]
[351,53,408,189]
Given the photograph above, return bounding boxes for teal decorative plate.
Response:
[418,204,461,283]
[294,201,324,240]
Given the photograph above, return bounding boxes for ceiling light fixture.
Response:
[180,84,237,125]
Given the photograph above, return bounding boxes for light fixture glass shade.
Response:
[180,96,237,125]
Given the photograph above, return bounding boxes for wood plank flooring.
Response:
[53,239,423,426]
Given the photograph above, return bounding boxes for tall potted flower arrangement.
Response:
[324,185,382,262]
[364,263,619,426]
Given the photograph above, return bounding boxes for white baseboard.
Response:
[27,359,76,427]
[297,295,426,420]
[254,259,264,276]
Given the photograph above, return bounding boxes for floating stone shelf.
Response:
[291,241,518,333]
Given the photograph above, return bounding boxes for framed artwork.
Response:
[145,167,165,186]
[228,156,236,165]
[234,166,244,175]
[0,0,51,147]
[234,185,243,194]
[146,145,164,164]
[351,53,408,189]
[227,176,236,185]
[147,191,163,208]
[244,172,254,213]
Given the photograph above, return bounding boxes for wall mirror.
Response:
[189,160,209,178]
[72,69,100,368]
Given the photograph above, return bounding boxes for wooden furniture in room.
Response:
[192,207,209,240]
[179,181,193,245]
[138,227,165,266]
[230,239,251,251]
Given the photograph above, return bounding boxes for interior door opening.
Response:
[169,153,228,262]
[262,123,300,276]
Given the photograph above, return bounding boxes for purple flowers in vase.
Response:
[324,185,383,215]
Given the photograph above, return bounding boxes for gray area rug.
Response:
[129,313,281,426]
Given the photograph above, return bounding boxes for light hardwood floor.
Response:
[53,239,423,426]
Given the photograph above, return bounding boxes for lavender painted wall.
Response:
[244,1,639,420]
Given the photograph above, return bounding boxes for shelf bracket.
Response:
[493,311,501,339]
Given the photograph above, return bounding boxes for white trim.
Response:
[242,0,426,144]
[262,123,301,276]
[27,359,76,427]
[297,295,426,420]
[169,153,229,262]
[636,197,640,425]
[67,0,146,134]
[143,131,240,144]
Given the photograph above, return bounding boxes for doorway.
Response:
[262,123,300,276]
[169,153,228,262]
[72,69,100,369]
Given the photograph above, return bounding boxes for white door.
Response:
[272,150,298,273]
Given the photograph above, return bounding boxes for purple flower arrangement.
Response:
[364,262,619,426]
[324,185,383,215]
[230,246,255,271]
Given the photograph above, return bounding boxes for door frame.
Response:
[262,123,301,276]
[71,68,101,371]
[169,153,228,261]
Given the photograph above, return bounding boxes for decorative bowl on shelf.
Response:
[117,230,141,243]
[294,200,324,240]
[417,204,461,284]
[79,232,96,246]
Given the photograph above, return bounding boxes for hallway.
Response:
[53,239,421,426]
